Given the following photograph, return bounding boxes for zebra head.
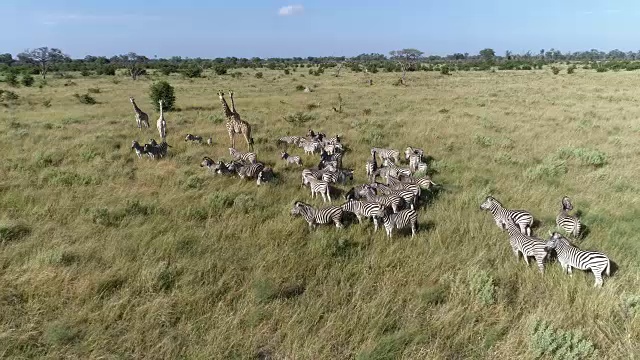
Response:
[281,151,289,160]
[149,138,158,146]
[185,134,193,142]
[307,129,315,138]
[544,232,563,251]
[131,140,141,149]
[200,156,215,168]
[291,201,305,215]
[561,196,573,211]
[480,196,496,211]
[344,187,357,200]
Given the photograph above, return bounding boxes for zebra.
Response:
[404,146,424,161]
[545,232,611,287]
[319,150,343,169]
[229,148,257,164]
[480,196,533,236]
[408,153,422,172]
[281,152,303,166]
[326,134,341,144]
[303,174,332,202]
[505,218,548,273]
[323,143,343,155]
[307,129,325,142]
[143,143,160,159]
[156,141,169,158]
[383,160,412,178]
[184,133,203,143]
[303,141,322,155]
[366,150,378,182]
[387,176,421,198]
[301,167,334,185]
[256,167,274,186]
[369,182,417,209]
[322,169,353,184]
[340,199,386,231]
[200,157,233,175]
[207,137,213,146]
[399,175,438,191]
[291,201,343,229]
[237,163,265,180]
[353,185,405,213]
[371,147,400,164]
[131,140,146,158]
[556,196,581,237]
[278,135,302,147]
[381,208,418,238]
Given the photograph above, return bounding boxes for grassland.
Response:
[1,67,640,359]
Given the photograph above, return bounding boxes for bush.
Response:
[295,84,305,91]
[255,72,263,79]
[5,72,18,87]
[0,89,19,102]
[96,66,115,76]
[596,66,608,73]
[469,270,495,305]
[181,66,202,78]
[551,66,561,75]
[521,65,532,70]
[283,112,315,124]
[440,65,451,75]
[159,65,177,76]
[213,65,227,75]
[73,93,97,105]
[21,73,34,87]
[149,80,176,111]
[284,69,290,75]
[567,65,577,74]
[80,69,92,77]
[529,320,597,359]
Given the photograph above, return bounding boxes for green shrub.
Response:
[159,65,177,76]
[295,84,305,91]
[255,71,263,79]
[551,66,561,75]
[213,65,227,75]
[521,65,533,70]
[556,147,606,167]
[440,65,451,75]
[21,73,34,87]
[0,89,19,101]
[0,222,31,243]
[80,69,92,77]
[567,65,577,74]
[529,319,597,359]
[283,111,315,124]
[284,69,290,75]
[96,66,115,76]
[149,80,176,111]
[73,93,97,105]
[5,72,18,86]
[469,270,495,305]
[596,66,608,73]
[181,66,202,78]
[526,159,568,180]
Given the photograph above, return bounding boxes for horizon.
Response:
[1,0,640,59]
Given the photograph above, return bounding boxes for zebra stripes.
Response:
[281,152,303,166]
[366,150,378,182]
[372,147,400,164]
[556,196,581,237]
[545,232,610,287]
[185,134,203,143]
[480,196,533,236]
[303,174,332,202]
[381,208,418,238]
[322,169,353,184]
[278,136,302,146]
[354,185,405,213]
[404,146,424,161]
[237,163,265,180]
[505,219,548,273]
[229,147,257,164]
[408,153,422,172]
[370,182,416,210]
[340,199,386,231]
[291,201,343,229]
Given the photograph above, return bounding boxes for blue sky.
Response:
[1,0,639,58]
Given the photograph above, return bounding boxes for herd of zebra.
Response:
[278,130,438,238]
[480,195,612,287]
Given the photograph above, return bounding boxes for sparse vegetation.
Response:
[73,93,97,105]
[529,320,597,359]
[551,66,561,75]
[21,73,34,87]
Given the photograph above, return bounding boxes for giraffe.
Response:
[157,100,167,140]
[129,97,149,129]
[218,90,254,151]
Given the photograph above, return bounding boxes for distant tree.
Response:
[0,53,13,65]
[389,48,424,84]
[479,48,496,64]
[17,47,70,79]
[505,50,512,60]
[115,52,148,80]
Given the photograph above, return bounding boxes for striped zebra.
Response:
[278,136,302,147]
[354,185,405,213]
[387,176,421,198]
[381,208,418,238]
[302,141,322,155]
[404,146,424,161]
[399,175,438,191]
[340,199,386,231]
[303,174,332,202]
[291,201,343,229]
[366,150,378,182]
[322,169,353,184]
[320,150,343,169]
[480,196,533,236]
[370,182,417,209]
[281,152,303,166]
[229,148,257,164]
[326,134,341,144]
[237,163,265,180]
[556,196,581,237]
[383,160,412,178]
[257,167,274,186]
[372,147,400,164]
[323,143,343,155]
[131,140,145,158]
[301,167,334,185]
[545,232,611,287]
[505,218,548,273]
[408,153,422,172]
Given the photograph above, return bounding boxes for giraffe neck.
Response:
[132,101,142,114]
[220,98,233,119]
[159,103,163,118]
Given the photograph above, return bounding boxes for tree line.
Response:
[3,46,640,80]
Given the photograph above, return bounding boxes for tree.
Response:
[505,50,512,61]
[17,47,69,79]
[149,81,176,111]
[116,52,148,80]
[479,48,496,64]
[0,53,13,66]
[389,48,424,84]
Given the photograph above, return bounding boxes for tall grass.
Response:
[0,69,638,358]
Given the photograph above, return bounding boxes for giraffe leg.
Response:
[243,133,253,152]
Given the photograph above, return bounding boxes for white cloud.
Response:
[278,5,304,16]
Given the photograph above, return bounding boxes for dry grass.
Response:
[1,68,640,358]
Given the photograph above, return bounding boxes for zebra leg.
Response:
[567,266,573,276]
[594,271,603,288]
[373,217,378,231]
[523,255,530,266]
[537,258,544,274]
[411,222,416,237]
[356,214,363,224]
[327,190,332,202]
